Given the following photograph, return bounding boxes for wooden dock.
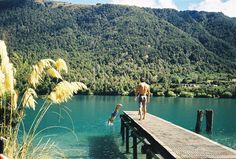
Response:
[120,111,236,159]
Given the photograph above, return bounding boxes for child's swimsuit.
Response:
[111,111,118,117]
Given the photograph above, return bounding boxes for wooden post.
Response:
[132,131,137,159]
[195,110,204,133]
[141,144,151,154]
[120,115,125,143]
[235,86,236,97]
[206,109,213,132]
[146,149,152,159]
[126,126,129,153]
[0,138,3,154]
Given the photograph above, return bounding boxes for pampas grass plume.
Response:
[55,58,68,73]
[47,68,62,79]
[22,88,38,110]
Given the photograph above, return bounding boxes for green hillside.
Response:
[0,0,236,96]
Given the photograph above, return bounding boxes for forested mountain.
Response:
[0,0,236,95]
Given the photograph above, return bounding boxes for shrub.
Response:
[121,91,129,96]
[195,92,212,98]
[0,40,87,158]
[221,91,233,98]
[166,91,176,97]
[156,91,164,96]
[180,91,194,98]
[173,87,183,94]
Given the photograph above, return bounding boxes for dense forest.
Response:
[0,0,236,97]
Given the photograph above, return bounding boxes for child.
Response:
[107,103,123,125]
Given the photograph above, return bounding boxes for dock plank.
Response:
[123,111,236,159]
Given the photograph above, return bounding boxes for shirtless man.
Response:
[135,77,150,120]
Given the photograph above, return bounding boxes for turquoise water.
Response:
[23,96,236,158]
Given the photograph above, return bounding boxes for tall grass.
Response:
[0,40,87,158]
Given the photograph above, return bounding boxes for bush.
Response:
[121,91,129,96]
[173,87,183,94]
[221,91,233,98]
[195,92,212,98]
[0,41,87,158]
[180,91,194,98]
[156,91,164,96]
[166,91,176,97]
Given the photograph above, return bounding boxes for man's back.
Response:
[136,82,150,95]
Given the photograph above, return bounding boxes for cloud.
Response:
[188,0,236,17]
[109,0,178,9]
[158,0,178,9]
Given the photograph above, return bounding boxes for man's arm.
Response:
[147,85,151,103]
[134,85,139,101]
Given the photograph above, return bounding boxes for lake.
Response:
[23,96,236,158]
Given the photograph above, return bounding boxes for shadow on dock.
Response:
[88,135,127,159]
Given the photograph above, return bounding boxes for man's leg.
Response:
[142,99,147,119]
[139,102,143,120]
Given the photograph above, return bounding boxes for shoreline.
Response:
[75,93,236,99]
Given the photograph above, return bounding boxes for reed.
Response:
[0,40,87,158]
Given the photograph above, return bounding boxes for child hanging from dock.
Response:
[107,103,123,125]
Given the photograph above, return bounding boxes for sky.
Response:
[60,0,236,17]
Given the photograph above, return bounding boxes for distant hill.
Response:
[0,0,236,95]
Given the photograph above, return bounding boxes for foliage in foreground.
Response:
[0,40,87,158]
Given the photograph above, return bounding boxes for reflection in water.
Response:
[88,135,127,159]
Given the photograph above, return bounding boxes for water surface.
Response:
[23,96,236,158]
